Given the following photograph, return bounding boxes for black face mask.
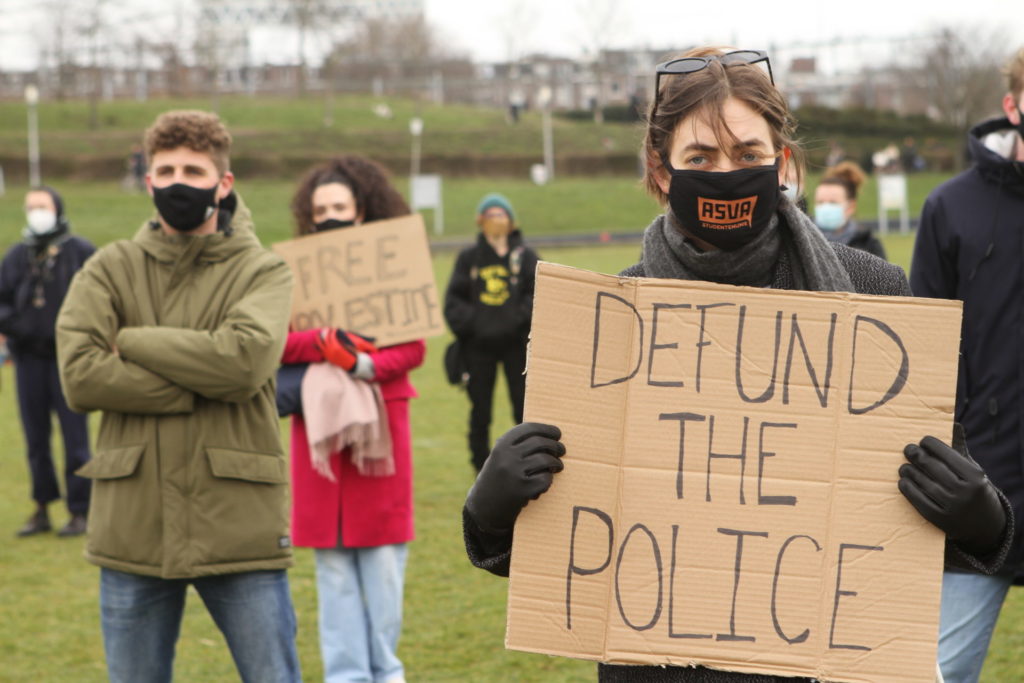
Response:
[314,218,357,232]
[664,162,781,251]
[152,183,219,232]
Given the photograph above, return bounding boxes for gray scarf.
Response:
[641,197,855,293]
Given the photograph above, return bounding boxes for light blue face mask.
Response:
[814,202,846,232]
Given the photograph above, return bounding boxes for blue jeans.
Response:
[100,567,301,683]
[937,569,1014,683]
[315,544,408,683]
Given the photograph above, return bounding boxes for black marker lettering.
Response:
[566,506,614,630]
[758,422,798,506]
[829,543,884,650]
[716,528,768,642]
[614,524,663,632]
[771,534,822,644]
[648,302,690,387]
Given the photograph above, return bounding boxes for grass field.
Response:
[2,177,1023,682]
[0,94,645,164]
[0,171,949,252]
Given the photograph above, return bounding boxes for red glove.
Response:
[346,331,378,354]
[315,329,376,371]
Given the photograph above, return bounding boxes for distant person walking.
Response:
[910,46,1024,683]
[813,160,887,260]
[0,185,94,538]
[443,193,539,472]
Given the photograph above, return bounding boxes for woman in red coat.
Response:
[282,156,425,683]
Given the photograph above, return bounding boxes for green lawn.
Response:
[0,171,947,252]
[2,178,1023,682]
[0,94,645,163]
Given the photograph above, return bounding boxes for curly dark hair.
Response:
[290,156,410,236]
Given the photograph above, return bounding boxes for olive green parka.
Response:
[56,195,294,579]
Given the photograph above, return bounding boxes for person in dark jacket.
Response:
[909,46,1024,683]
[463,47,1013,683]
[812,160,886,259]
[444,193,539,472]
[0,186,94,537]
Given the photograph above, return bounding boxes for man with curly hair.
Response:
[56,110,300,682]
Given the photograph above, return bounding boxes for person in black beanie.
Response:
[0,185,95,537]
[444,193,539,472]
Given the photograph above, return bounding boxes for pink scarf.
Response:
[300,362,393,481]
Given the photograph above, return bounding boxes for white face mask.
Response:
[26,208,58,235]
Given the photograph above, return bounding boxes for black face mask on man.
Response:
[152,183,220,232]
[314,218,357,232]
[664,161,780,251]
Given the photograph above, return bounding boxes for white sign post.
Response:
[411,173,444,235]
[877,173,909,235]
[409,117,424,177]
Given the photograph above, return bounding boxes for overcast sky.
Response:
[0,0,1021,73]
[424,0,1024,68]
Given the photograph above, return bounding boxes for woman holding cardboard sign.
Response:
[281,156,425,683]
[462,47,1011,683]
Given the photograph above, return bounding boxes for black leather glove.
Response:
[465,422,566,535]
[898,430,1006,556]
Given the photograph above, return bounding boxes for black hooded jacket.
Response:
[443,230,539,347]
[910,117,1024,566]
[0,229,95,359]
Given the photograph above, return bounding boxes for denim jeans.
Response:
[100,567,301,683]
[937,569,1014,683]
[315,544,408,683]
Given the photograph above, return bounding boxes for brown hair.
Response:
[818,160,866,201]
[290,156,410,236]
[1005,47,1024,99]
[144,110,232,175]
[642,46,803,203]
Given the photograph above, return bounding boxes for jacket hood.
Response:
[133,190,261,264]
[968,117,1024,195]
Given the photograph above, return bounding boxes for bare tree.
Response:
[327,13,461,93]
[79,0,111,130]
[907,25,1010,138]
[37,0,80,100]
[575,0,623,123]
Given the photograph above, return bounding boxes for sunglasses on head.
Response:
[652,50,773,117]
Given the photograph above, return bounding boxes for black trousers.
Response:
[14,353,91,514]
[465,340,527,471]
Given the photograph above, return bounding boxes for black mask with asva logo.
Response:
[664,163,780,251]
[314,218,357,232]
[152,183,220,232]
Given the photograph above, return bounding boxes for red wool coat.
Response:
[282,329,425,548]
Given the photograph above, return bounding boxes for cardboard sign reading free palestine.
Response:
[508,262,962,683]
[272,214,444,347]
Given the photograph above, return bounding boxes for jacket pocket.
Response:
[198,448,290,566]
[76,445,145,479]
[206,447,288,484]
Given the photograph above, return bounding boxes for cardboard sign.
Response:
[507,262,963,683]
[272,214,444,346]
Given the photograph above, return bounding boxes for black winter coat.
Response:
[443,230,539,347]
[466,213,1012,682]
[826,221,887,261]
[910,117,1024,566]
[0,233,95,358]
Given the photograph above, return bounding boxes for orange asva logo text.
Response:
[697,195,758,230]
